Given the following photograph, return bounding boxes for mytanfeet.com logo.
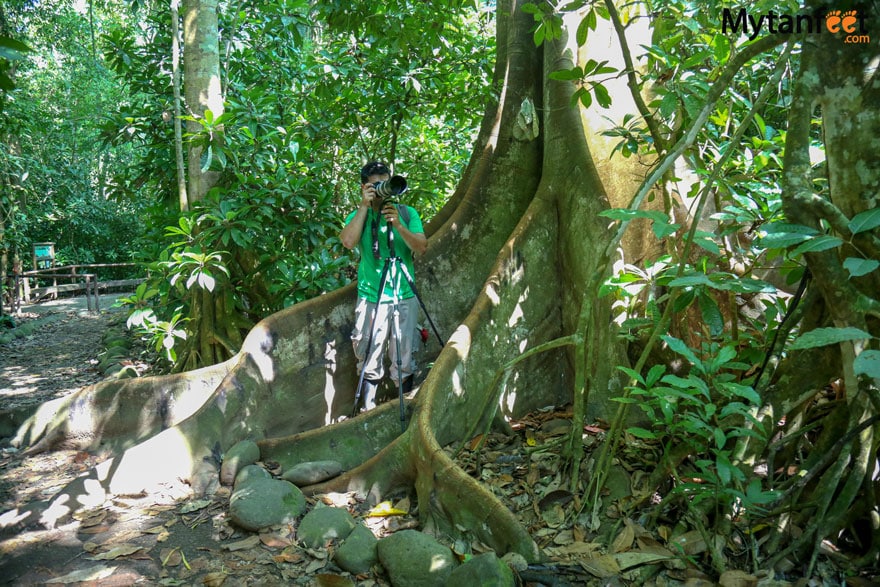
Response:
[723,7,871,43]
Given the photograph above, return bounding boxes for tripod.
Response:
[351,216,444,431]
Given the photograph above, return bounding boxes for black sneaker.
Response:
[402,375,414,395]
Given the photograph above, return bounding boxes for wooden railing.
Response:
[11,263,145,313]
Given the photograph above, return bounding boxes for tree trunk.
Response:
[182,0,222,205]
[765,7,880,570]
[171,0,188,211]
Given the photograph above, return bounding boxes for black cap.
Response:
[360,161,390,183]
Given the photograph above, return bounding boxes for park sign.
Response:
[722,7,871,44]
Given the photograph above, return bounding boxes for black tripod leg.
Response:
[397,262,445,347]
[391,302,406,433]
[351,259,392,417]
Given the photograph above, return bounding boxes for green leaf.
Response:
[627,427,657,440]
[576,11,593,46]
[646,364,666,387]
[715,452,743,484]
[790,234,843,256]
[549,66,583,81]
[668,274,713,288]
[714,427,727,450]
[0,37,31,60]
[200,145,213,173]
[790,327,874,350]
[698,292,724,337]
[617,366,645,385]
[693,233,721,255]
[599,208,669,223]
[652,220,680,239]
[759,223,818,248]
[593,83,612,108]
[844,257,880,278]
[745,478,780,506]
[848,208,880,234]
[662,335,701,368]
[854,350,880,379]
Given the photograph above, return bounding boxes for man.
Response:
[340,161,427,411]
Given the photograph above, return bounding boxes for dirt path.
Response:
[0,294,130,419]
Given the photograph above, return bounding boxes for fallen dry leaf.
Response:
[580,554,621,578]
[614,550,675,570]
[160,547,183,567]
[611,522,634,553]
[315,573,355,586]
[89,544,143,560]
[222,535,261,551]
[44,565,117,584]
[273,549,303,564]
[202,571,228,586]
[77,509,108,528]
[179,499,213,514]
[260,531,293,548]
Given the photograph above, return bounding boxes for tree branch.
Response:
[603,0,668,153]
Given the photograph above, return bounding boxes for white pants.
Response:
[352,296,418,383]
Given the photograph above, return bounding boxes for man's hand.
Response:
[361,183,378,208]
[382,203,400,226]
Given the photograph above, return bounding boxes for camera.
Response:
[373,175,407,201]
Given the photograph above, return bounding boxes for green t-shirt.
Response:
[345,205,424,303]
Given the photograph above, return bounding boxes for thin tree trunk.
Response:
[171,0,188,211]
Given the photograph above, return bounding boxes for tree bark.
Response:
[182,0,223,205]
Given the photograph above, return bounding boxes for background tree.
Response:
[0,0,145,311]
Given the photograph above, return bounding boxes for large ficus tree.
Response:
[5,0,880,579]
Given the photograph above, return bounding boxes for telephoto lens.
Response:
[373,175,407,199]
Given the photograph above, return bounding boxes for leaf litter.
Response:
[0,308,829,585]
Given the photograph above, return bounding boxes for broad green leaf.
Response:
[790,234,843,256]
[617,366,645,385]
[0,37,31,60]
[848,208,880,234]
[844,257,879,278]
[698,292,724,337]
[693,234,720,255]
[759,223,818,248]
[549,66,583,81]
[714,427,727,450]
[668,274,713,288]
[593,83,612,108]
[646,364,666,387]
[854,350,880,379]
[662,335,701,368]
[599,208,668,223]
[627,427,657,440]
[576,11,593,46]
[790,327,874,350]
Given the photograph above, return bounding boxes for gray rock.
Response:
[297,506,357,549]
[445,552,515,586]
[377,529,458,586]
[334,522,379,575]
[281,460,343,486]
[221,440,261,486]
[228,477,306,531]
[233,464,270,488]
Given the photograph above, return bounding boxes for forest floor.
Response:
[0,295,867,586]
